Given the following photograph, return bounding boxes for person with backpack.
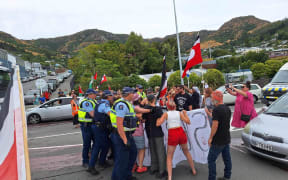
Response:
[87,90,113,175]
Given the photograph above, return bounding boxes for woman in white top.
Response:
[156,101,197,180]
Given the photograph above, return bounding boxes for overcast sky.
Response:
[0,0,287,40]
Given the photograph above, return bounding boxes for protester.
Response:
[131,93,148,173]
[43,91,50,101]
[156,100,197,180]
[174,85,192,111]
[166,89,176,110]
[208,90,232,180]
[142,95,167,179]
[58,89,65,97]
[203,87,214,126]
[39,94,46,104]
[226,81,257,128]
[190,86,201,109]
[71,94,79,128]
[32,93,39,105]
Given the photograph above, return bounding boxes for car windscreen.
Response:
[271,70,288,83]
[0,71,10,92]
[216,86,225,92]
[265,94,288,115]
[27,90,40,95]
[48,79,56,83]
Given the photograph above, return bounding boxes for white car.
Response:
[217,84,262,104]
[26,97,83,124]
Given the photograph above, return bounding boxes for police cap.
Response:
[103,90,113,96]
[122,87,136,94]
[86,89,97,95]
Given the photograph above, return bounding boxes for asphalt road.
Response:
[27,103,288,180]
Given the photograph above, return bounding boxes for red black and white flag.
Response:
[182,35,203,78]
[0,67,31,180]
[100,74,107,85]
[157,56,167,103]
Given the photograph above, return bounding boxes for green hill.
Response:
[0,15,287,63]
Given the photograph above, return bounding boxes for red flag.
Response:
[93,72,97,80]
[79,85,84,94]
[100,74,107,84]
[182,36,203,78]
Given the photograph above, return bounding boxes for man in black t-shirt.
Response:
[208,90,232,180]
[174,85,192,111]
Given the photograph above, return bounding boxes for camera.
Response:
[225,84,229,89]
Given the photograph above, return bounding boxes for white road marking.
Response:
[28,132,81,140]
[231,146,247,154]
[29,144,82,150]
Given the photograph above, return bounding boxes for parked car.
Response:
[21,77,29,83]
[0,66,10,111]
[28,76,34,81]
[262,62,288,105]
[26,97,83,124]
[24,89,41,105]
[47,82,56,92]
[57,76,64,83]
[242,92,288,165]
[216,83,262,104]
[47,78,59,88]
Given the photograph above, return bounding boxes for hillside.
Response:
[0,15,287,62]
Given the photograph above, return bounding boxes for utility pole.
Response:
[173,0,184,85]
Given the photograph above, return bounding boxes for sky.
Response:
[0,0,287,40]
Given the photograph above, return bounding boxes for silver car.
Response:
[242,92,288,164]
[24,89,40,105]
[26,97,82,124]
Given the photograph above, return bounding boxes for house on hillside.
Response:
[202,60,217,69]
[269,48,288,58]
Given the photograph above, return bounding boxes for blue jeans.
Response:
[89,124,110,168]
[111,132,137,180]
[208,144,232,180]
[80,123,93,164]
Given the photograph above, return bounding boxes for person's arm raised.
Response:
[180,110,190,124]
[156,112,167,126]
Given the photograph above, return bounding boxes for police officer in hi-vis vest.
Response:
[136,84,147,99]
[87,90,113,175]
[110,87,155,180]
[78,89,97,169]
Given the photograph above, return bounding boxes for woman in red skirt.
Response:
[156,101,197,180]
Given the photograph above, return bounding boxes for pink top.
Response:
[132,105,144,137]
[231,92,258,128]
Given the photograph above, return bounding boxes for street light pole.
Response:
[173,0,184,85]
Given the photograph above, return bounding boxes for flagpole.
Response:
[173,0,184,85]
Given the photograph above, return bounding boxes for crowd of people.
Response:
[68,81,257,180]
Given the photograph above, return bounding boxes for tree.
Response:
[148,75,161,88]
[168,70,188,87]
[127,74,148,89]
[203,69,225,90]
[250,63,268,79]
[188,73,201,88]
[212,49,231,58]
[265,60,283,78]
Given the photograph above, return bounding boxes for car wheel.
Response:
[28,114,41,124]
[253,95,258,104]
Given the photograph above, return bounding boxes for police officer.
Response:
[87,90,113,174]
[110,87,154,180]
[78,89,97,170]
[136,85,147,99]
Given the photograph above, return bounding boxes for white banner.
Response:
[142,109,211,167]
